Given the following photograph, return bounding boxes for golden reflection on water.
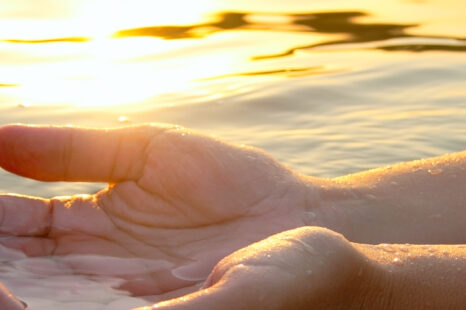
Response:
[0,0,465,108]
[0,0,214,39]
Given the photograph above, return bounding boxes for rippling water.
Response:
[0,0,465,308]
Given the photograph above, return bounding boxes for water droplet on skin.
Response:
[457,267,462,271]
[357,267,363,277]
[428,168,443,175]
[306,211,316,221]
[379,244,395,253]
[393,257,403,265]
[306,269,313,275]
[399,246,409,253]
[118,116,129,123]
[266,254,271,259]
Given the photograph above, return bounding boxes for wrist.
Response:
[298,175,368,242]
[347,244,394,310]
[291,226,380,309]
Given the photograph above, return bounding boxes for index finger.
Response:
[0,124,166,182]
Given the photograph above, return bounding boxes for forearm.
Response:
[306,151,466,244]
[353,243,466,309]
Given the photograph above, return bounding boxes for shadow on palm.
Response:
[0,124,309,297]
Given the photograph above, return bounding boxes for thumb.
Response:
[0,284,27,310]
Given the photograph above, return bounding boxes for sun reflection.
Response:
[1,0,465,110]
[75,0,217,39]
[5,37,237,108]
[0,0,241,108]
[0,0,216,40]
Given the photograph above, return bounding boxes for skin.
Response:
[314,150,466,244]
[0,284,26,310]
[145,227,370,310]
[141,228,466,310]
[0,123,465,309]
[0,123,318,296]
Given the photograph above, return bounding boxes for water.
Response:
[0,0,465,308]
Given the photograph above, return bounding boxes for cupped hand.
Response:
[0,124,315,296]
[141,226,369,310]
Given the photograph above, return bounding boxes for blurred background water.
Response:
[0,0,465,308]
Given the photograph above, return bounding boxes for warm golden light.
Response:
[0,0,216,40]
[1,0,465,109]
[0,0,236,108]
[3,36,241,108]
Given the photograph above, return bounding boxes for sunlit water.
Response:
[0,0,465,308]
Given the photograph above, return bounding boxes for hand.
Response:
[142,228,466,310]
[141,227,370,310]
[0,124,315,296]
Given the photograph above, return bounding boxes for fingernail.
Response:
[19,299,28,309]
[172,262,211,282]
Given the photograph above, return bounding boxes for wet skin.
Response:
[0,124,465,309]
[0,124,315,296]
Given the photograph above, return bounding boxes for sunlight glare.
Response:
[73,0,217,39]
[7,40,236,108]
[1,0,236,108]
[0,0,216,40]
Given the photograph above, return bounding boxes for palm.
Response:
[0,124,310,296]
